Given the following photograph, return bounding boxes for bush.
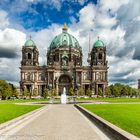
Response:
[43,88,49,99]
[69,87,75,96]
[86,88,92,97]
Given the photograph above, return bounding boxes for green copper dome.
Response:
[24,39,36,47]
[49,24,80,49]
[93,39,105,48]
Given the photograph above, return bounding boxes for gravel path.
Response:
[5,104,110,140]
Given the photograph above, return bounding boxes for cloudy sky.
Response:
[0,0,140,87]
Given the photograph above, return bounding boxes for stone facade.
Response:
[20,25,108,97]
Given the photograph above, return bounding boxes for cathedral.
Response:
[20,24,108,97]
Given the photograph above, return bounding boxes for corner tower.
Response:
[21,38,39,66]
[20,38,39,97]
[90,38,108,96]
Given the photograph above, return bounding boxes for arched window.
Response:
[28,53,31,59]
[98,53,102,59]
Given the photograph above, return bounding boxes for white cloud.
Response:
[68,0,140,87]
[0,28,26,85]
[0,10,9,29]
[99,0,129,13]
[0,0,140,88]
[32,24,62,65]
[78,3,96,30]
[0,28,26,49]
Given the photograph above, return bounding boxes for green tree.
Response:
[11,89,19,98]
[44,88,49,99]
[23,88,30,98]
[107,83,140,97]
[106,87,111,97]
[120,86,127,96]
[110,85,120,97]
[98,88,103,97]
[69,87,75,96]
[86,88,92,97]
[78,87,84,96]
[114,83,122,94]
[0,80,13,100]
[52,89,57,97]
[33,88,38,97]
[131,88,137,97]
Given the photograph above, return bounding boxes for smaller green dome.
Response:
[93,40,105,48]
[24,39,36,47]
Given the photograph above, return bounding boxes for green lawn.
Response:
[81,104,140,137]
[0,98,49,104]
[0,99,45,124]
[78,97,140,102]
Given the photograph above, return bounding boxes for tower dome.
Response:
[93,38,105,48]
[24,38,36,48]
[49,23,81,49]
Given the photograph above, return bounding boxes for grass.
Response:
[0,98,49,104]
[78,97,140,102]
[0,99,45,124]
[81,104,140,137]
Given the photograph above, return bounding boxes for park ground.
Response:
[81,103,140,137]
[0,98,140,138]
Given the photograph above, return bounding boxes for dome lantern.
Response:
[62,22,67,33]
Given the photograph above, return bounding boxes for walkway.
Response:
[4,104,110,140]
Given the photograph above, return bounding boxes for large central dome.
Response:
[49,23,81,49]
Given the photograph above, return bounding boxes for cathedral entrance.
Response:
[58,75,71,95]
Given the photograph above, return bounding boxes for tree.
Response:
[44,88,49,99]
[33,88,38,97]
[110,85,120,97]
[52,89,57,97]
[0,80,13,100]
[98,88,103,97]
[78,87,84,96]
[11,89,19,98]
[106,87,111,97]
[106,83,140,98]
[120,86,127,96]
[69,87,75,96]
[23,88,30,98]
[86,88,92,97]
